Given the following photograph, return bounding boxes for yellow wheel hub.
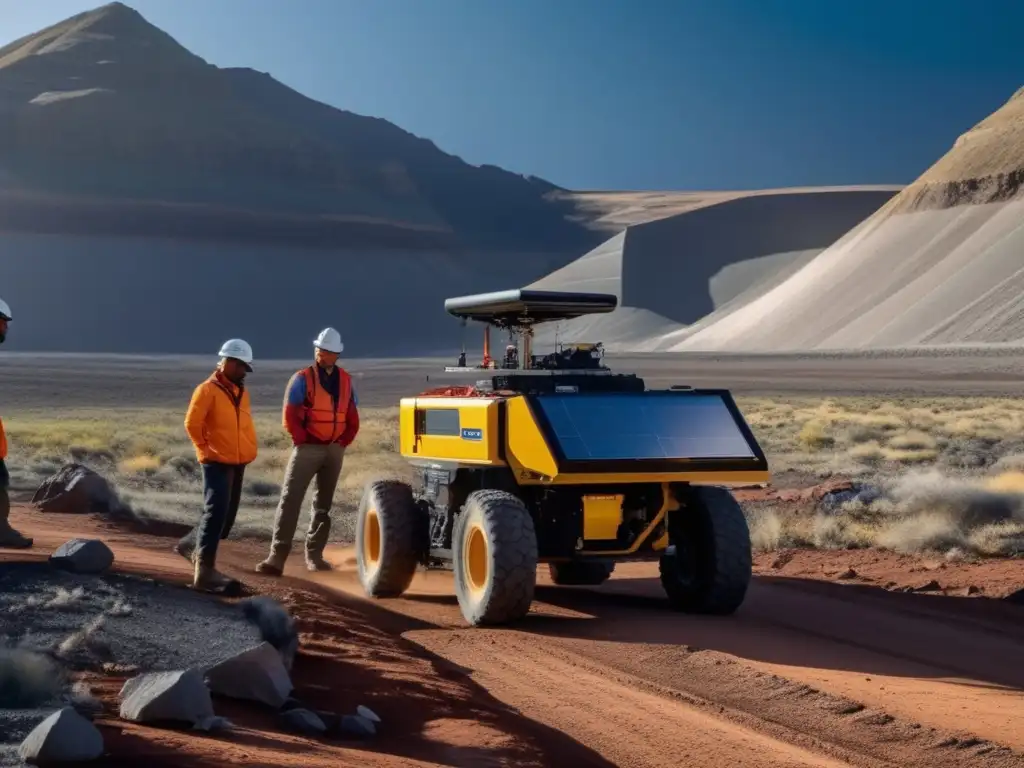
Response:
[363,508,381,567]
[464,523,489,597]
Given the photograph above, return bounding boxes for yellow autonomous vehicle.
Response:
[355,289,770,627]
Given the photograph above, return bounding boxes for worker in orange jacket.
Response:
[0,298,32,550]
[179,338,258,593]
[256,327,359,575]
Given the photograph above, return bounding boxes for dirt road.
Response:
[307,550,1024,768]
[6,508,1023,767]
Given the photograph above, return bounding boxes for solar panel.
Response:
[532,392,756,461]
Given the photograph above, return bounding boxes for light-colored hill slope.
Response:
[529,187,900,352]
[671,87,1024,353]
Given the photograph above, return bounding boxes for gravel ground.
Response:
[0,562,263,764]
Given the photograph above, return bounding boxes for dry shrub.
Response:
[0,647,66,707]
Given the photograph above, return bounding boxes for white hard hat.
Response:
[218,338,253,369]
[313,327,343,354]
[0,298,10,321]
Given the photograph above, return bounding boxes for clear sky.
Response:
[1,0,1020,191]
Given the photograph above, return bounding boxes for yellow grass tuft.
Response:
[118,454,162,475]
[983,471,1024,493]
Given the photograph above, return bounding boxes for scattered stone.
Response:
[18,706,104,763]
[278,707,326,736]
[279,696,304,712]
[67,680,104,718]
[204,642,292,708]
[338,714,376,739]
[315,710,340,732]
[835,568,858,580]
[32,463,127,516]
[240,596,299,672]
[769,552,794,570]
[49,539,114,574]
[962,585,983,596]
[193,715,234,733]
[119,668,215,725]
[912,580,943,593]
[357,704,381,724]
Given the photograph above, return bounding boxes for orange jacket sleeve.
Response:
[184,382,213,455]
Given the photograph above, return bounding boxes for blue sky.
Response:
[1,0,1020,190]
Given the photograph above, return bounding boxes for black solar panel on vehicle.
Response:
[532,392,755,461]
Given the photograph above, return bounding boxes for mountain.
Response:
[665,87,1024,352]
[0,2,593,253]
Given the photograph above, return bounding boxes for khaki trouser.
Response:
[267,443,345,564]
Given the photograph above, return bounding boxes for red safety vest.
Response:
[302,365,352,444]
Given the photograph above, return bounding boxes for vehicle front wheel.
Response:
[355,480,423,598]
[453,490,538,626]
[659,485,752,615]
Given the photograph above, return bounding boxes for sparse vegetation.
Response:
[3,406,409,542]
[4,396,1024,555]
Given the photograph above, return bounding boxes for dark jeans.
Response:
[179,462,245,567]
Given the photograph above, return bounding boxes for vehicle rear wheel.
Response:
[548,560,615,586]
[356,480,423,598]
[659,485,752,615]
[453,490,538,626]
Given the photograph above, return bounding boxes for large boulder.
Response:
[49,539,114,574]
[204,642,292,708]
[32,463,126,517]
[18,706,105,763]
[119,669,214,726]
[240,596,299,672]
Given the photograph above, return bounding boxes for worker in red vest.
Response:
[0,297,32,549]
[255,327,360,575]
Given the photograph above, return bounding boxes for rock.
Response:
[835,568,858,580]
[912,580,943,593]
[31,463,127,516]
[817,482,883,513]
[193,715,234,733]
[240,596,299,672]
[338,714,376,739]
[962,585,982,596]
[279,696,304,712]
[278,708,325,736]
[49,539,114,574]
[204,642,292,708]
[769,552,794,570]
[119,669,215,725]
[315,710,340,732]
[18,706,104,763]
[356,704,381,723]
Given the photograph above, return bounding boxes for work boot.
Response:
[192,562,240,594]
[305,553,332,572]
[0,527,32,549]
[305,511,332,571]
[254,557,284,577]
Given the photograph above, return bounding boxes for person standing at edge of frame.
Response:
[178,338,258,594]
[0,297,33,550]
[255,327,360,576]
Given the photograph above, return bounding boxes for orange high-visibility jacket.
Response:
[0,417,6,460]
[184,371,258,465]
